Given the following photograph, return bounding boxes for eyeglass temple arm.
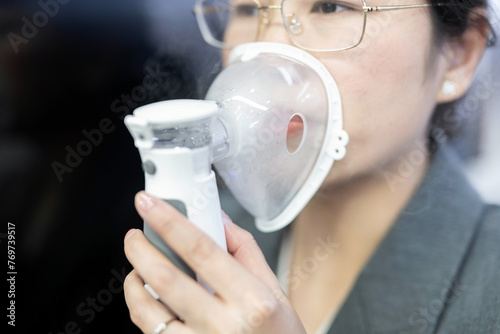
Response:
[364,3,442,12]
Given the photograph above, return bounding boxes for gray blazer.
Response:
[221,143,500,334]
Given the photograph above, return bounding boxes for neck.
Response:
[291,146,430,266]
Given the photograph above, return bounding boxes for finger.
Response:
[124,229,225,325]
[222,211,282,291]
[124,269,180,333]
[149,317,192,334]
[162,320,192,334]
[134,191,262,300]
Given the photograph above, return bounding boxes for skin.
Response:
[124,1,487,333]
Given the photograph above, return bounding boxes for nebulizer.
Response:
[124,42,348,286]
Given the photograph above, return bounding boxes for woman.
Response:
[122,1,500,333]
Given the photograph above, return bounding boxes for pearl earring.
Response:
[442,81,457,96]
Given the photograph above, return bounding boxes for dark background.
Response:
[0,0,221,332]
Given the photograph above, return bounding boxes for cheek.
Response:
[325,41,429,139]
[316,17,438,180]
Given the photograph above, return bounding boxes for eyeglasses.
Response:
[193,0,441,52]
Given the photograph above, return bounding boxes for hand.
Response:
[123,191,306,334]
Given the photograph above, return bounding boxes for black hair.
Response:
[430,0,495,44]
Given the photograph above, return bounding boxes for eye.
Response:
[310,1,350,14]
[235,4,258,17]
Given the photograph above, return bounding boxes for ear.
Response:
[437,9,489,103]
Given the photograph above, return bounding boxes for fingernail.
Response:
[137,192,155,212]
[222,211,232,226]
[124,229,138,242]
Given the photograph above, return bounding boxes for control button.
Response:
[143,160,156,175]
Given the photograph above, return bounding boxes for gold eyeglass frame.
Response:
[193,0,442,52]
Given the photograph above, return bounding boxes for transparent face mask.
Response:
[207,43,348,232]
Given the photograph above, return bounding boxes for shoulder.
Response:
[480,204,500,236]
[465,203,500,284]
[463,204,500,287]
[466,204,500,275]
[436,204,500,333]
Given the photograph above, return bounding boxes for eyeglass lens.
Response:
[197,0,366,51]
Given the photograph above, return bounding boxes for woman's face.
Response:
[225,0,449,190]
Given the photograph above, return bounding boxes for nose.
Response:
[257,7,293,46]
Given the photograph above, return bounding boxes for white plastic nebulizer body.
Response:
[124,99,228,286]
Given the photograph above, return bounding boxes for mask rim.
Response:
[225,42,349,232]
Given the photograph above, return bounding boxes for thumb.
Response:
[222,211,282,290]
